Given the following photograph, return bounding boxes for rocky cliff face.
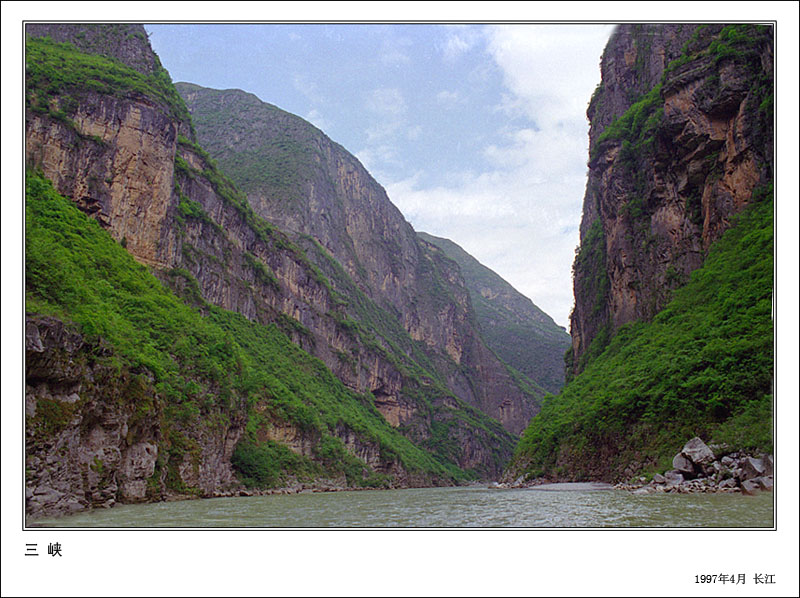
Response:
[26,24,160,76]
[177,83,542,434]
[418,232,571,395]
[569,24,773,374]
[24,24,527,519]
[25,315,245,519]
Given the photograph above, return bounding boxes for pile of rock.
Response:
[617,437,774,495]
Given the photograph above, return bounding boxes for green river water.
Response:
[29,483,774,528]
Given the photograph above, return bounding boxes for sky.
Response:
[147,23,615,328]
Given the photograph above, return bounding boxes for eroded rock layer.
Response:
[24,24,557,518]
[569,24,773,374]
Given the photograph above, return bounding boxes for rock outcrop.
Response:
[177,83,542,434]
[418,232,571,395]
[24,23,538,520]
[25,315,245,519]
[616,437,774,495]
[569,24,773,374]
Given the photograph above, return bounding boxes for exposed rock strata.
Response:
[24,24,524,519]
[25,315,246,520]
[569,24,773,373]
[177,83,541,434]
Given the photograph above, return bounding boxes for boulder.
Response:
[762,455,774,477]
[664,470,684,485]
[652,473,666,484]
[672,453,695,476]
[682,437,716,465]
[719,478,737,489]
[755,476,773,491]
[741,479,761,495]
[740,457,765,481]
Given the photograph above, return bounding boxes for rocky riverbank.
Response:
[616,437,774,495]
[492,437,774,497]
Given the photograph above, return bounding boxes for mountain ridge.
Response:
[177,81,549,434]
[23,24,566,518]
[509,23,774,483]
[417,231,570,395]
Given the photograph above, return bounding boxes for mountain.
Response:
[417,232,570,395]
[507,24,774,482]
[23,24,557,518]
[567,24,773,376]
[175,82,544,434]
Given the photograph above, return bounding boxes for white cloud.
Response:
[384,25,613,328]
[389,171,582,328]
[486,25,614,129]
[441,25,483,62]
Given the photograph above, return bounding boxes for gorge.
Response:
[23,22,774,524]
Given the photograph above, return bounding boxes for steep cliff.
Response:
[176,83,543,434]
[417,232,571,395]
[569,24,773,375]
[24,24,521,519]
[26,170,472,519]
[508,24,773,483]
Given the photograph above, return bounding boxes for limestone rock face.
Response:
[25,316,246,520]
[26,93,179,269]
[177,83,542,435]
[24,22,520,505]
[570,24,773,373]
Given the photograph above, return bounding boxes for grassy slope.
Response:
[176,82,519,469]
[512,188,773,481]
[25,171,460,487]
[26,35,190,126]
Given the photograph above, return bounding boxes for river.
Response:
[28,483,774,528]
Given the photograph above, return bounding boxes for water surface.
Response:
[30,485,774,528]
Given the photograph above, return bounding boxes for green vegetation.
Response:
[418,232,569,395]
[297,236,515,471]
[513,187,773,480]
[29,397,78,441]
[25,35,191,124]
[592,84,663,162]
[707,24,769,65]
[25,171,462,489]
[174,83,322,206]
[231,439,322,488]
